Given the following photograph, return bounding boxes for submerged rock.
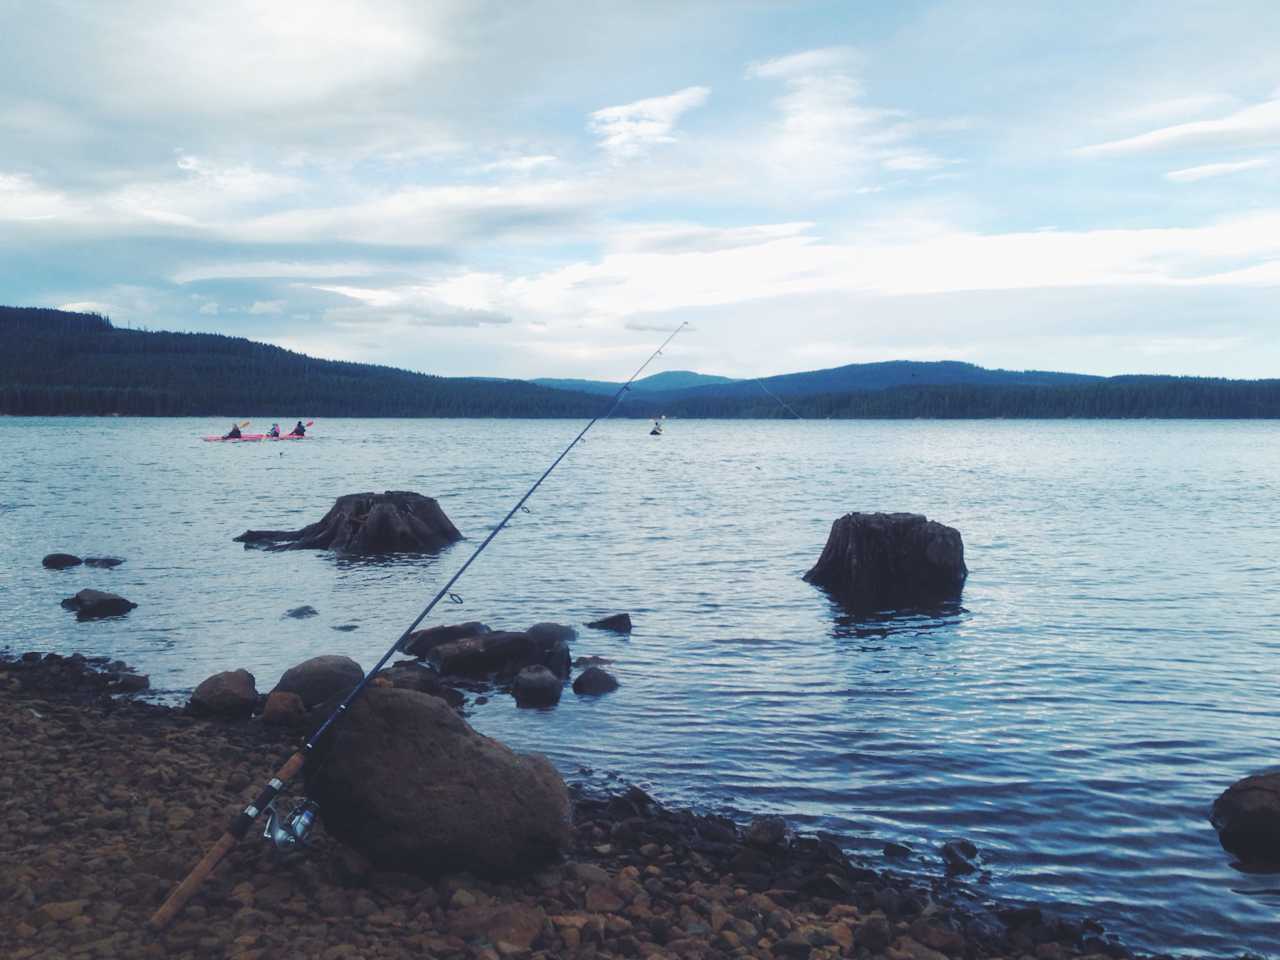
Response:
[804,512,967,610]
[189,669,257,719]
[586,612,633,633]
[1211,772,1280,866]
[401,621,491,658]
[305,687,570,878]
[42,553,82,570]
[235,490,462,555]
[940,838,979,875]
[512,665,562,707]
[59,589,136,620]
[284,605,319,619]
[572,666,619,696]
[429,629,570,681]
[272,655,363,709]
[83,557,124,568]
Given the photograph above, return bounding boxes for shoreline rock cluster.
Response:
[1,651,1139,960]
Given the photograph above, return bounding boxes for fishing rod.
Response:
[149,321,688,930]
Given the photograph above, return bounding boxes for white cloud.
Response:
[58,300,114,315]
[1079,95,1280,156]
[198,301,219,315]
[249,300,287,314]
[0,172,80,221]
[172,260,386,284]
[746,46,946,193]
[1165,157,1273,182]
[477,154,559,174]
[589,86,710,160]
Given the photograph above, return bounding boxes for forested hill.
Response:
[3,306,1277,418]
[0,307,602,417]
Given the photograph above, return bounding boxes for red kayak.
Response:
[201,433,309,443]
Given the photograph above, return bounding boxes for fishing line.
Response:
[150,320,688,930]
[750,376,806,420]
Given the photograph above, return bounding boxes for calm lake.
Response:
[2,417,1278,957]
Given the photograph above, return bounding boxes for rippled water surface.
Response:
[2,417,1279,956]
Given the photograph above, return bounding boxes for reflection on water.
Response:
[2,417,1279,958]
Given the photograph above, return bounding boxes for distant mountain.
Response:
[0,306,602,417]
[530,370,736,395]
[4,306,1277,419]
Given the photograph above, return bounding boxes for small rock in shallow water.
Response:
[746,814,789,848]
[512,665,562,708]
[1211,772,1280,866]
[284,605,319,619]
[572,666,619,696]
[60,589,137,620]
[272,655,363,708]
[42,553,82,569]
[83,557,124,568]
[940,838,979,875]
[585,613,632,633]
[331,623,359,632]
[883,841,912,858]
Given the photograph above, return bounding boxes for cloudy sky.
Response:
[2,0,1278,379]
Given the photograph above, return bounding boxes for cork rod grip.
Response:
[147,750,307,930]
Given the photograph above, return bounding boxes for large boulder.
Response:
[42,553,83,570]
[1211,773,1280,866]
[401,621,491,658]
[803,512,967,610]
[512,666,562,707]
[60,589,137,620]
[273,655,364,708]
[189,669,258,719]
[430,630,570,680]
[375,660,464,709]
[305,687,570,878]
[235,491,462,555]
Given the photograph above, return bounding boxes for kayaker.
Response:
[267,423,280,438]
[222,423,241,440]
[289,420,306,437]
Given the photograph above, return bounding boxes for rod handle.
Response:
[148,831,237,930]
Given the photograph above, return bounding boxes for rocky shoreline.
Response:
[2,653,1140,960]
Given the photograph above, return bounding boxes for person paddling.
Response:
[222,423,241,440]
[267,423,280,438]
[289,420,306,437]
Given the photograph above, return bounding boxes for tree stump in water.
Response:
[235,491,462,555]
[804,512,966,611]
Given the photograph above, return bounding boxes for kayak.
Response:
[201,434,309,443]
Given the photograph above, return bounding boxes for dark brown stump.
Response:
[803,512,966,611]
[235,491,462,555]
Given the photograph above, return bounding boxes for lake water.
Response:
[2,417,1278,956]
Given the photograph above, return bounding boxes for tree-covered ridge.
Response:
[0,307,603,417]
[2,306,1277,418]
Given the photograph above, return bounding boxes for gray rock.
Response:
[940,838,979,875]
[430,629,570,681]
[60,589,137,620]
[284,605,319,619]
[527,622,577,646]
[401,621,491,658]
[804,511,967,611]
[376,660,464,708]
[83,557,124,568]
[746,814,789,848]
[1211,772,1280,866]
[512,665,562,708]
[586,613,632,633]
[42,553,83,569]
[189,669,258,719]
[572,666,619,696]
[305,687,570,877]
[272,655,364,708]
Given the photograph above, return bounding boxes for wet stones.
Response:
[572,666,619,696]
[804,511,967,611]
[59,588,137,620]
[940,838,980,875]
[235,490,462,555]
[400,621,491,658]
[1211,772,1280,866]
[261,691,307,727]
[189,669,258,720]
[284,605,319,619]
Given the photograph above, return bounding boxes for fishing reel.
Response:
[263,798,320,850]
